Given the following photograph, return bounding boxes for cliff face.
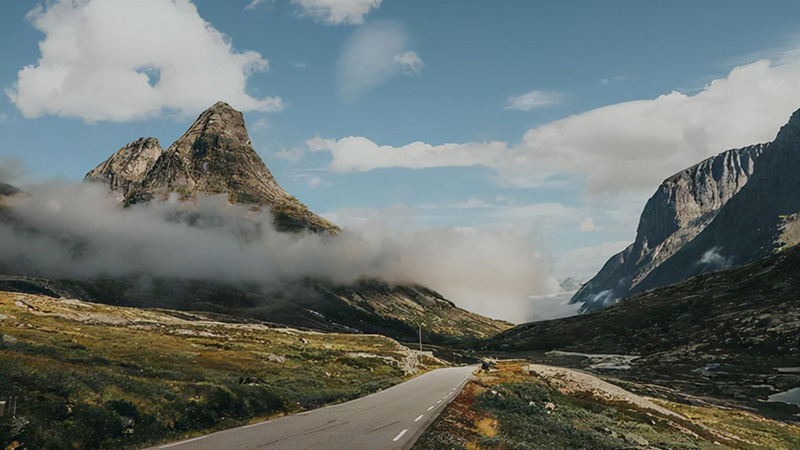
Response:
[572,143,767,313]
[124,102,338,234]
[631,107,800,293]
[84,137,163,201]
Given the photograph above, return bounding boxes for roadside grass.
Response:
[414,361,800,450]
[0,292,443,449]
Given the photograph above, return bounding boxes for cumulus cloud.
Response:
[6,0,284,122]
[316,56,800,195]
[518,58,800,193]
[337,21,423,102]
[308,136,509,172]
[505,90,564,111]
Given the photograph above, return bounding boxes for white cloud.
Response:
[317,55,800,195]
[315,136,509,172]
[275,147,305,162]
[519,58,800,193]
[292,0,381,25]
[244,0,272,10]
[394,51,423,75]
[505,90,564,111]
[6,0,284,122]
[306,135,337,151]
[580,218,595,232]
[337,21,423,102]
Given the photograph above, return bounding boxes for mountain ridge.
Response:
[123,102,338,234]
[572,141,767,312]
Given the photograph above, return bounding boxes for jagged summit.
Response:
[84,137,163,201]
[123,102,339,234]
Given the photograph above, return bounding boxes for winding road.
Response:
[150,365,475,450]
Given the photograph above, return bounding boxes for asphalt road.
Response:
[150,365,475,450]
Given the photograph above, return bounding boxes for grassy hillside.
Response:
[415,361,800,450]
[0,291,444,449]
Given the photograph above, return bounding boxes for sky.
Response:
[1,0,799,318]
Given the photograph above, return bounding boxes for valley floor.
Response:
[0,291,444,449]
[414,360,800,450]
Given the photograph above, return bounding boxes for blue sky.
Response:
[1,0,799,288]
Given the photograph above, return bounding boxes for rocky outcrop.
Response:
[84,137,163,201]
[125,102,338,234]
[572,142,767,313]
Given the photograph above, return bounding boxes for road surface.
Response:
[150,365,475,450]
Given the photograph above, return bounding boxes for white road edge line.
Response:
[392,429,408,442]
[415,414,424,422]
[158,436,207,448]
[427,405,435,411]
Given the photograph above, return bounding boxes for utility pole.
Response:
[418,323,423,352]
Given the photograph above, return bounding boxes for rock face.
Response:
[572,142,767,313]
[124,102,338,234]
[631,107,800,293]
[84,137,163,201]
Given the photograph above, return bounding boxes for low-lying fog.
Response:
[0,176,578,323]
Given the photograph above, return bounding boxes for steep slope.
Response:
[572,142,766,312]
[484,245,800,417]
[632,108,800,293]
[83,137,163,200]
[125,102,338,234]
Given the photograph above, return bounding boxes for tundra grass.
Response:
[414,361,800,450]
[0,292,442,449]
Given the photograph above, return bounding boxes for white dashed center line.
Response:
[393,429,408,442]
[427,405,435,411]
[159,436,207,448]
[415,414,424,422]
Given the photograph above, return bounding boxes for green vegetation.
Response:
[0,292,442,449]
[414,361,800,450]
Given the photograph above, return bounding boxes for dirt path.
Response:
[523,363,684,419]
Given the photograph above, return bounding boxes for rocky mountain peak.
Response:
[84,137,163,200]
[124,102,339,234]
[571,142,768,313]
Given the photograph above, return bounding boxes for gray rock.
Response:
[572,142,767,312]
